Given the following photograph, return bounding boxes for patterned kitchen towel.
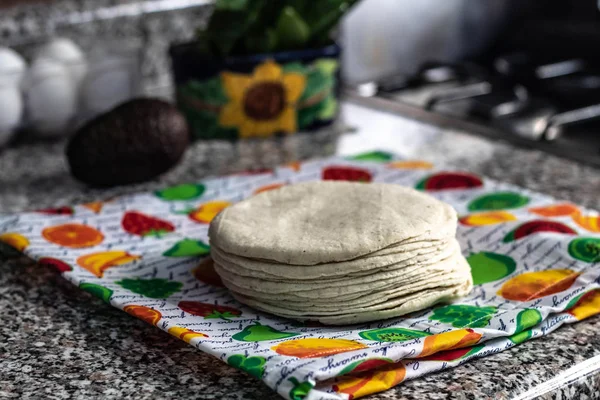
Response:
[1,150,599,400]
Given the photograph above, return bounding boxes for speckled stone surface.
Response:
[1,103,600,399]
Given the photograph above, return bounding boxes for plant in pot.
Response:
[170,0,360,173]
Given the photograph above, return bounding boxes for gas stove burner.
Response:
[353,55,600,168]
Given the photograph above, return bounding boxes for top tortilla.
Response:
[209,181,457,265]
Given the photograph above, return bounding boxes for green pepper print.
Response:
[468,192,530,212]
[79,282,113,304]
[467,252,516,285]
[515,308,542,332]
[163,239,210,257]
[155,183,206,201]
[288,377,314,400]
[116,278,182,299]
[227,354,267,379]
[232,322,300,342]
[349,151,394,163]
[429,304,497,328]
[507,309,542,345]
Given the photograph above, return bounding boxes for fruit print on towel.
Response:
[80,282,113,304]
[420,344,484,362]
[3,151,600,400]
[178,301,242,321]
[272,338,367,358]
[82,201,104,214]
[0,232,29,251]
[36,206,74,216]
[503,220,577,243]
[429,305,497,328]
[468,192,530,211]
[565,289,600,321]
[77,251,141,277]
[116,278,183,299]
[359,327,431,342]
[515,309,543,332]
[467,252,516,285]
[187,201,231,224]
[416,172,483,191]
[254,183,285,195]
[322,166,372,182]
[528,203,580,217]
[155,183,206,201]
[42,224,104,248]
[418,329,482,358]
[349,151,394,163]
[333,362,406,400]
[498,270,580,301]
[123,305,162,326]
[233,323,299,342]
[506,310,547,345]
[288,379,314,400]
[38,257,72,273]
[459,211,517,226]
[571,213,600,233]
[227,355,267,379]
[122,211,175,238]
[163,239,210,257]
[168,326,209,343]
[387,160,434,170]
[568,237,600,263]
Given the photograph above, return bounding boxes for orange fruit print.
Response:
[528,203,580,217]
[418,329,482,358]
[189,201,231,224]
[333,362,406,399]
[123,305,162,326]
[272,338,367,358]
[498,269,580,301]
[254,183,285,195]
[42,223,104,248]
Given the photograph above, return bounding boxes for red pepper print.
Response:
[178,301,242,321]
[35,206,74,216]
[121,211,175,238]
[322,166,372,182]
[38,257,73,273]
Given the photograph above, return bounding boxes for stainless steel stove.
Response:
[346,56,600,168]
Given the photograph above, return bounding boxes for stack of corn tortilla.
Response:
[209,181,472,325]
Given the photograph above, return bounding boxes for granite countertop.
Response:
[1,101,600,399]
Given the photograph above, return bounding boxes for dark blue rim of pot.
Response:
[169,42,341,84]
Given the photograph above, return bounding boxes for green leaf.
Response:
[314,59,339,76]
[307,3,350,46]
[179,78,228,106]
[297,100,326,129]
[300,68,333,103]
[244,28,278,54]
[206,1,267,56]
[319,95,338,120]
[282,62,308,74]
[182,107,239,140]
[275,6,311,51]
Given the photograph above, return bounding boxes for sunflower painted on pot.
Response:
[219,60,306,138]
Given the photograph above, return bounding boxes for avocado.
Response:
[66,98,190,186]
